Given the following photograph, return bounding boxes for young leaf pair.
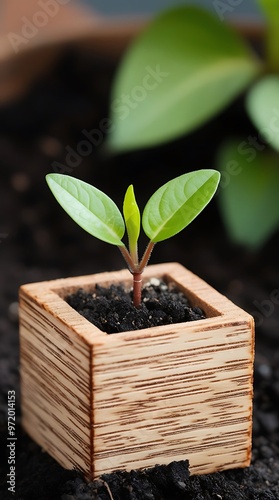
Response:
[46,170,220,307]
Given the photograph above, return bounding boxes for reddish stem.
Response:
[119,241,156,307]
[133,241,155,307]
[138,241,155,273]
[132,272,142,308]
[118,245,134,273]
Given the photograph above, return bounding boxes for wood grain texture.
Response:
[19,262,254,479]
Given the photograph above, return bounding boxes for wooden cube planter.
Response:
[19,262,254,479]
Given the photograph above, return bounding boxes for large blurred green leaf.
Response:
[217,141,279,248]
[108,6,260,152]
[142,170,220,243]
[260,0,279,18]
[246,75,279,152]
[258,0,279,71]
[46,174,125,246]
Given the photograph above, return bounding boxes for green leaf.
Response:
[46,174,125,246]
[123,185,141,251]
[216,140,279,248]
[142,170,220,243]
[258,0,279,71]
[259,0,279,18]
[246,75,279,153]
[108,6,260,153]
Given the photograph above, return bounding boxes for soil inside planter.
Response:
[66,278,205,333]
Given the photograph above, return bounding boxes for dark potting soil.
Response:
[0,49,279,499]
[66,279,205,333]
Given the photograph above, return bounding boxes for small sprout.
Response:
[123,185,141,266]
[46,170,220,307]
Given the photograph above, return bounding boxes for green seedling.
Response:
[46,170,220,307]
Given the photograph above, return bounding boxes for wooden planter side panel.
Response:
[19,290,93,475]
[92,317,254,476]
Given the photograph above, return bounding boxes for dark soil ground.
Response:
[0,48,278,499]
[66,280,205,333]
